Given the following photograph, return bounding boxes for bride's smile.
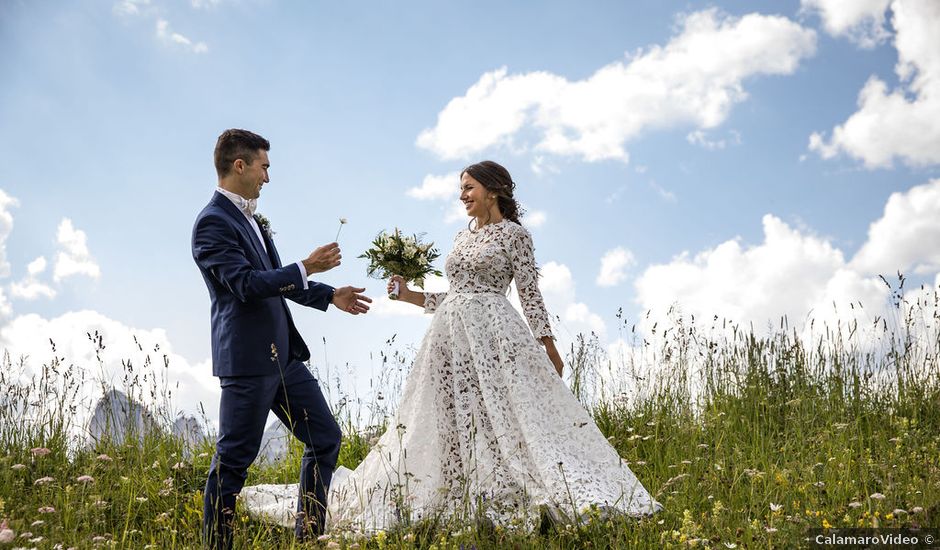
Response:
[460,171,501,225]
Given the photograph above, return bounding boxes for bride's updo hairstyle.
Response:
[461,160,524,227]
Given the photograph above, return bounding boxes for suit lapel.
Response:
[212,193,273,270]
[259,226,282,268]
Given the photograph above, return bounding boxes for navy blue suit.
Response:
[192,191,342,548]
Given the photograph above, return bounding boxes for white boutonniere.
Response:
[254,213,275,240]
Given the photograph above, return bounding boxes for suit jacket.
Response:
[192,192,334,377]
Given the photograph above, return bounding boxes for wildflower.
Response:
[92,535,108,542]
[29,521,44,528]
[171,462,185,470]
[29,536,44,543]
[765,527,778,533]
[0,520,14,543]
[848,501,862,508]
[724,544,738,549]
[770,503,783,512]
[136,497,148,503]
[885,513,894,520]
[822,518,832,529]
[335,218,347,241]
[96,454,112,462]
[870,493,886,500]
[197,452,209,458]
[30,447,51,457]
[33,476,54,486]
[892,508,907,515]
[38,506,55,513]
[76,475,94,484]
[11,464,26,471]
[813,481,825,488]
[93,500,108,509]
[912,507,924,514]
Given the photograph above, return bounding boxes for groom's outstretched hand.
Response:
[303,243,341,275]
[332,286,372,315]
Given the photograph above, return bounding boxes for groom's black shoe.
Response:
[202,503,234,550]
[294,491,327,542]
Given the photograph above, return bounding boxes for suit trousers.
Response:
[203,360,342,549]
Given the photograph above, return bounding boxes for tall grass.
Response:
[0,285,938,548]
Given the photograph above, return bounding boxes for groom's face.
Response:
[239,149,270,199]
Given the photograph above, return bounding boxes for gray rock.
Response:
[172,414,210,458]
[256,419,291,464]
[87,389,165,445]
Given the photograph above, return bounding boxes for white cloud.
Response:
[597,247,636,287]
[649,181,677,203]
[0,288,11,319]
[0,189,19,278]
[634,214,888,335]
[809,0,940,168]
[0,310,218,436]
[539,261,607,339]
[156,19,208,54]
[191,0,222,9]
[9,257,56,301]
[530,155,560,176]
[445,201,469,224]
[406,172,469,224]
[686,129,741,150]
[54,219,101,283]
[406,172,460,201]
[851,178,940,275]
[113,0,151,17]
[525,210,546,228]
[800,0,892,48]
[417,9,816,163]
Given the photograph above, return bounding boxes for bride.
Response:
[242,161,662,532]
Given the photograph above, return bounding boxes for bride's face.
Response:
[460,173,494,219]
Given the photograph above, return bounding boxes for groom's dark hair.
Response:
[214,129,271,178]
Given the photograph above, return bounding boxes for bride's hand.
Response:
[387,274,411,298]
[387,275,427,308]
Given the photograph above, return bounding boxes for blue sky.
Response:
[2,0,939,427]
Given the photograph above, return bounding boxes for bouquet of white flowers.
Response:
[359,229,442,299]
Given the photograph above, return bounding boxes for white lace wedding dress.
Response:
[241,219,662,531]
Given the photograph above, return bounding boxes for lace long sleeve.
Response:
[507,225,553,340]
[423,292,447,314]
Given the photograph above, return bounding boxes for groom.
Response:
[192,129,371,549]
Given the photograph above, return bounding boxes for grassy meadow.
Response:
[1,287,938,548]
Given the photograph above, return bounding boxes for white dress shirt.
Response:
[215,188,308,290]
